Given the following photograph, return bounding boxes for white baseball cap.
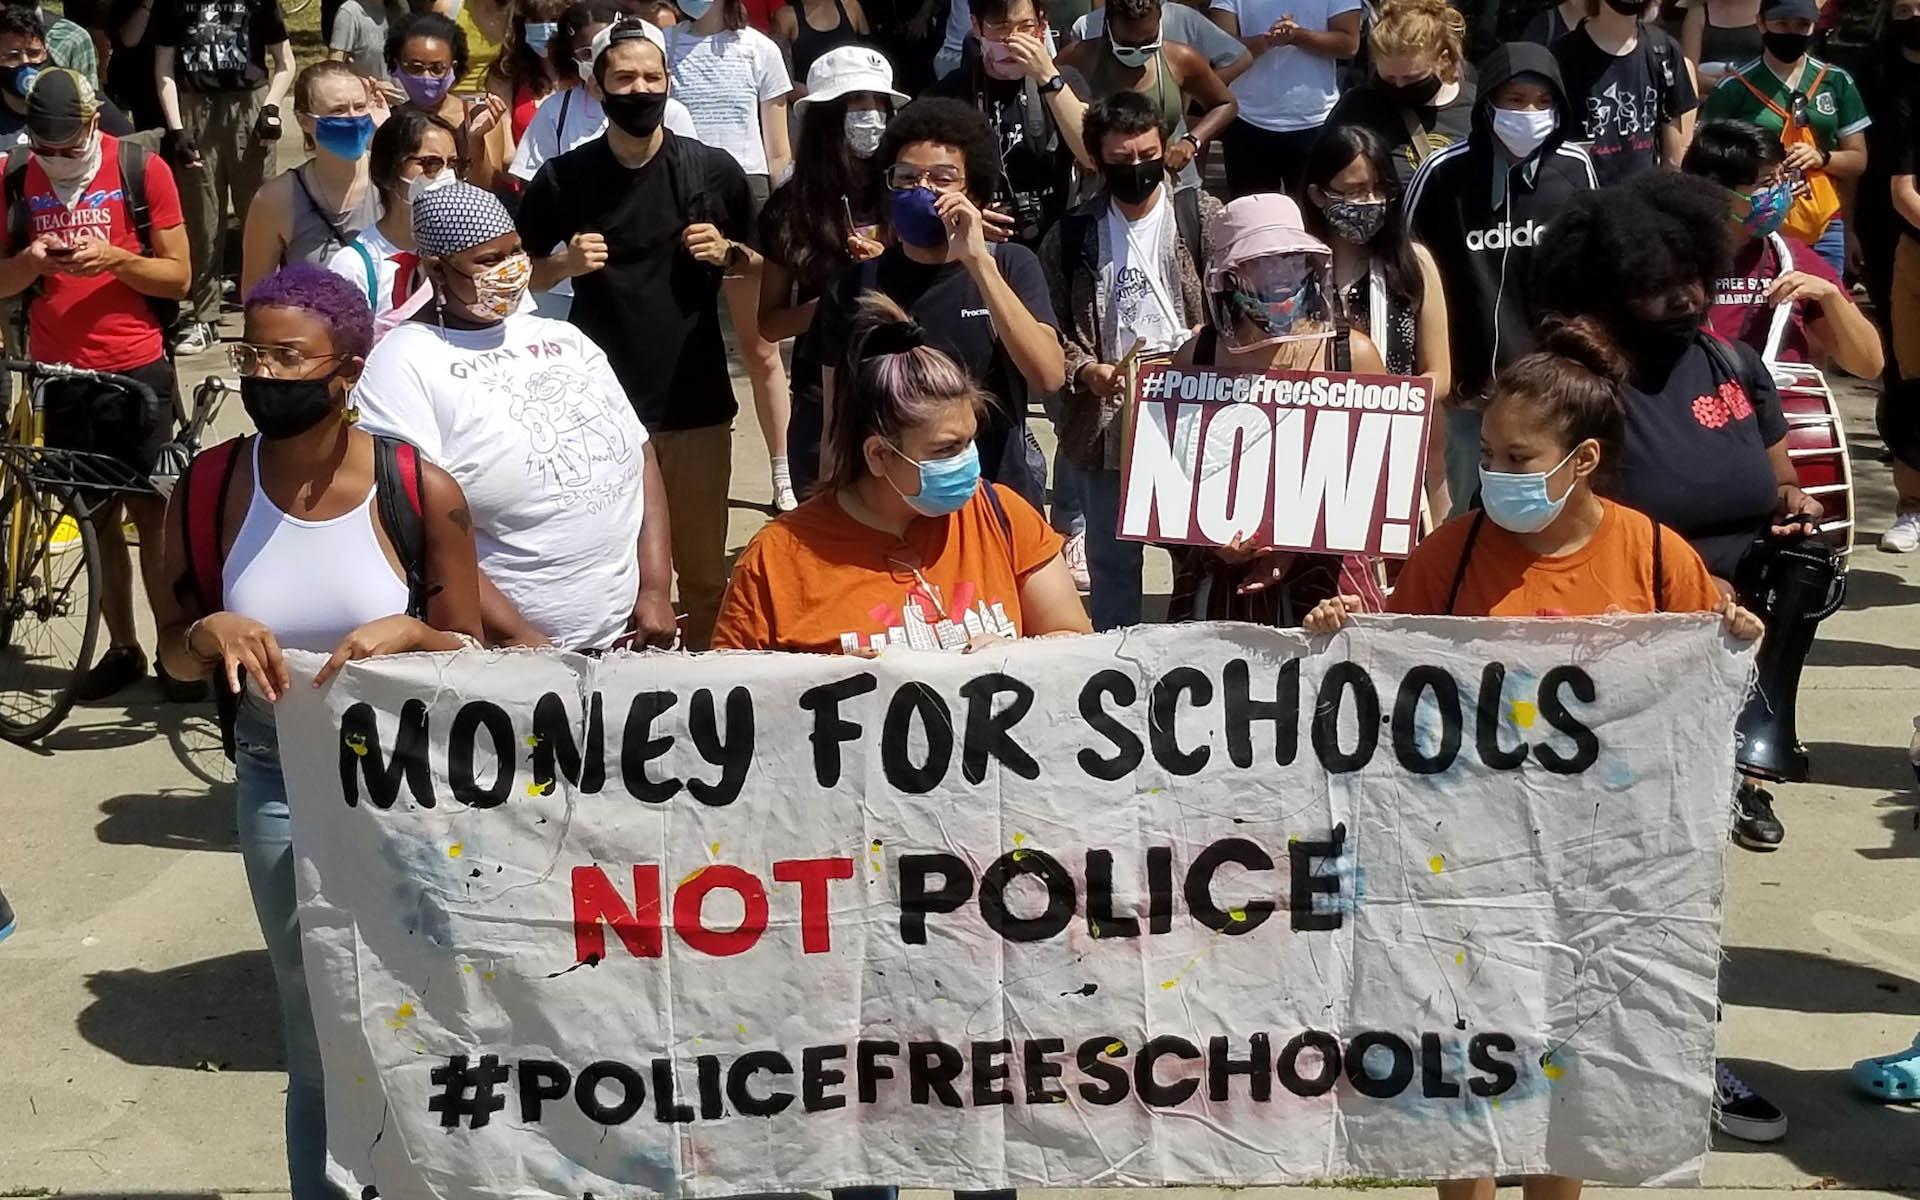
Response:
[795,44,909,110]
[590,16,668,71]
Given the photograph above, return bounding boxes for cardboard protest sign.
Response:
[275,620,1752,1200]
[1119,362,1434,556]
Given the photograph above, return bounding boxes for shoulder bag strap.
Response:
[1650,512,1665,613]
[349,238,378,309]
[372,434,430,618]
[291,164,355,251]
[1761,230,1795,364]
[1445,510,1485,617]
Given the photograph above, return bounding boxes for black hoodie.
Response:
[1403,42,1597,406]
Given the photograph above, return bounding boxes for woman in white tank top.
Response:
[152,264,486,1200]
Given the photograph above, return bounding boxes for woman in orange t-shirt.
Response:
[1307,314,1767,630]
[711,293,1091,654]
[1304,316,1764,1200]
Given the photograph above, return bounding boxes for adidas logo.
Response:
[1464,220,1548,251]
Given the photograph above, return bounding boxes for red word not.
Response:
[571,857,855,962]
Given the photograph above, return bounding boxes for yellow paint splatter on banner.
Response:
[1510,700,1538,729]
[1428,854,1446,873]
[447,844,463,859]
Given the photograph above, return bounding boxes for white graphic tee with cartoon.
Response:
[354,314,649,650]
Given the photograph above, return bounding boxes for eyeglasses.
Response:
[979,17,1039,37]
[885,163,964,190]
[399,58,453,77]
[227,343,341,377]
[407,153,465,174]
[0,47,47,67]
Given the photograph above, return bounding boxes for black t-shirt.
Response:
[1551,23,1695,187]
[153,0,289,92]
[926,60,1082,249]
[812,243,1058,501]
[1325,79,1477,195]
[516,133,752,433]
[1602,337,1787,579]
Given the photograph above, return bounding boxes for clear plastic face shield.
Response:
[1208,252,1335,352]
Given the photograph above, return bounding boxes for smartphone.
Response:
[44,243,75,258]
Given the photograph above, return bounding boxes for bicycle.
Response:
[0,361,222,744]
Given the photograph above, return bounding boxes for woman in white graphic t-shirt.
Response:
[353,182,680,651]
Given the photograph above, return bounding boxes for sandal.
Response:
[1850,1034,1920,1102]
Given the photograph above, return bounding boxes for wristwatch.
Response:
[1818,145,1833,168]
[1039,73,1066,95]
[1181,132,1201,150]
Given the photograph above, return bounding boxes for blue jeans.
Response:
[1813,217,1847,279]
[1080,468,1143,630]
[235,699,337,1200]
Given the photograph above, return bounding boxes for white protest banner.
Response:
[274,619,1752,1200]
[1119,363,1434,556]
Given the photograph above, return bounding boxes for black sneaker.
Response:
[154,657,207,703]
[0,886,13,941]
[1733,782,1784,851]
[75,644,147,702]
[1714,1061,1788,1142]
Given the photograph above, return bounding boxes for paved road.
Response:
[0,335,1915,1197]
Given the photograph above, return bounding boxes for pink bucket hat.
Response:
[1206,193,1331,289]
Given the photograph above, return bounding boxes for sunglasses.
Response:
[407,153,466,174]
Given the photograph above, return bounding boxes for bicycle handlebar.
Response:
[2,358,163,414]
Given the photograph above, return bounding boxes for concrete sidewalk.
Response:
[0,356,1916,1197]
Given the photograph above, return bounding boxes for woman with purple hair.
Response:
[153,262,486,1200]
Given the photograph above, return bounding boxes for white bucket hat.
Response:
[795,44,909,109]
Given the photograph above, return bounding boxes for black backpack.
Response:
[4,138,182,339]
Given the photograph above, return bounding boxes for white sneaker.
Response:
[1881,510,1920,553]
[1063,532,1090,593]
[171,322,213,356]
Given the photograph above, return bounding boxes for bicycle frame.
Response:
[0,358,163,620]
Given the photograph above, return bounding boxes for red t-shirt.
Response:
[8,135,184,371]
[1706,231,1840,366]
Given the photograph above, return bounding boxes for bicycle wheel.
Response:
[0,471,102,742]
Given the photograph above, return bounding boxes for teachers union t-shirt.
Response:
[353,314,649,649]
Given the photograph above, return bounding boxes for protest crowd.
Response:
[0,0,1915,1191]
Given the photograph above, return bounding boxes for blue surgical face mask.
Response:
[677,0,713,18]
[1478,446,1580,534]
[1740,180,1791,238]
[889,185,948,249]
[888,441,981,517]
[311,113,375,161]
[523,20,558,53]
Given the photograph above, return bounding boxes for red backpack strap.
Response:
[177,437,246,613]
[372,434,430,618]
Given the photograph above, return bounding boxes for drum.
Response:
[1772,362,1856,567]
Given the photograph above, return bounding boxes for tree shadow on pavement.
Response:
[1712,1057,1920,1189]
[1808,636,1920,670]
[1721,946,1920,1015]
[78,949,281,1072]
[1804,740,1918,793]
[1836,567,1920,611]
[94,783,237,853]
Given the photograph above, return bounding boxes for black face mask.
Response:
[1625,310,1703,368]
[1375,73,1443,107]
[1602,0,1651,16]
[1762,30,1812,62]
[1894,16,1920,51]
[602,89,668,137]
[240,374,340,439]
[1102,157,1165,205]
